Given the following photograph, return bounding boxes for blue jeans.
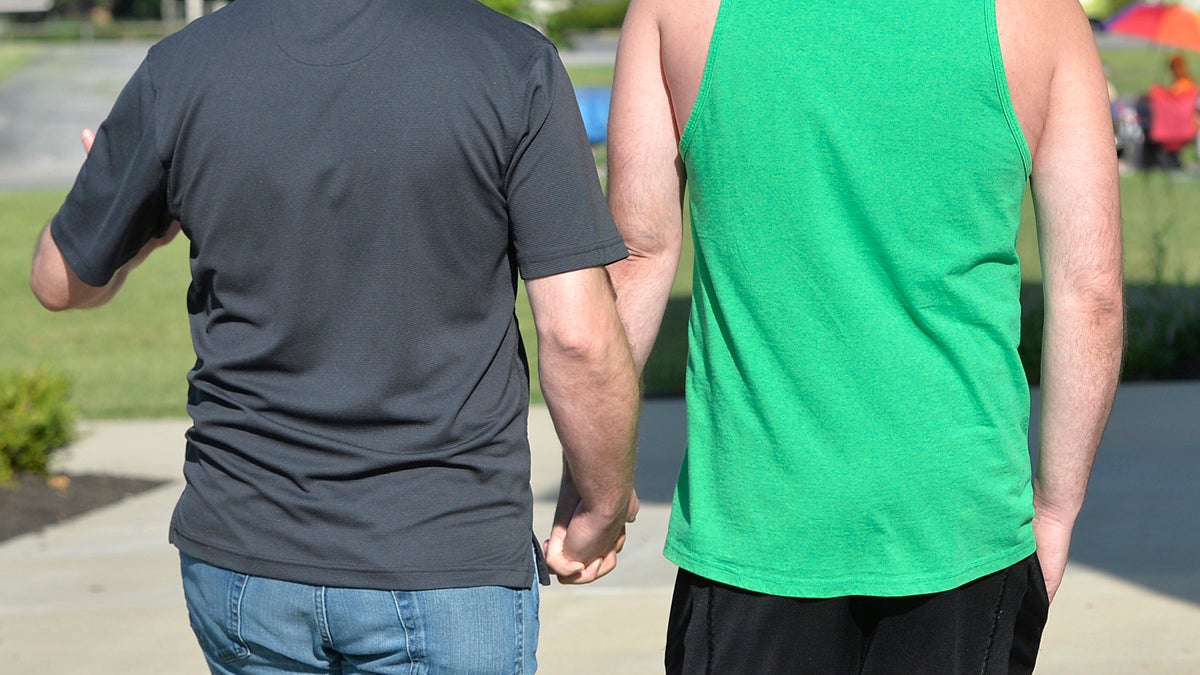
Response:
[180,552,539,674]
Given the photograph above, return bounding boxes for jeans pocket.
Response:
[180,552,252,664]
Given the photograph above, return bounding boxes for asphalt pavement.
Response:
[0,40,148,189]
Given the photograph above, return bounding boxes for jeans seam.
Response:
[390,591,418,673]
[316,586,335,652]
[227,572,251,661]
[515,586,525,673]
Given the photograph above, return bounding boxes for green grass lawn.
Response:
[2,53,1197,418]
[562,63,615,87]
[0,43,37,83]
[0,191,194,418]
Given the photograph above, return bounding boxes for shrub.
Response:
[642,296,690,398]
[1018,283,1200,385]
[0,368,77,484]
[1123,285,1200,380]
[479,0,536,22]
[1018,285,1046,385]
[2,19,171,41]
[546,1,628,43]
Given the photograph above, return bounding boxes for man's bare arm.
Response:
[528,266,640,583]
[606,0,688,373]
[1022,0,1124,603]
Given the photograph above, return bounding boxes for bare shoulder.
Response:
[996,0,1103,159]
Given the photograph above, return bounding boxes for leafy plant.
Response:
[546,1,628,43]
[479,0,536,22]
[1123,285,1200,380]
[1018,283,1200,385]
[0,369,77,484]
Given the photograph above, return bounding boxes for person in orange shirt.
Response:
[1174,55,1200,161]
[1168,55,1197,96]
[1145,55,1198,169]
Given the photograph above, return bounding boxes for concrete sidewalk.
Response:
[2,386,1199,673]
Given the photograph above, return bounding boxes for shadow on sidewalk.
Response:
[1039,383,1200,607]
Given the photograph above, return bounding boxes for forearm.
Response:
[1036,285,1124,519]
[538,328,640,517]
[606,1,687,374]
[1029,16,1124,521]
[606,234,682,374]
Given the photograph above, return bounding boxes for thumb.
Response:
[543,531,585,577]
[81,128,96,154]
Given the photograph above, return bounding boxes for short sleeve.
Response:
[50,58,171,287]
[505,44,627,280]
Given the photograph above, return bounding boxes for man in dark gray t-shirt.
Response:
[30,1,640,671]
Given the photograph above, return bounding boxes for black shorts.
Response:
[665,554,1049,675]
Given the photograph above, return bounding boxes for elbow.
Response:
[30,226,83,311]
[610,198,683,263]
[623,223,681,262]
[30,275,73,312]
[32,291,74,313]
[1077,276,1124,320]
[540,324,617,365]
[537,309,635,383]
[1044,272,1125,348]
[1048,266,1124,317]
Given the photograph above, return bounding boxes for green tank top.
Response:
[665,0,1036,597]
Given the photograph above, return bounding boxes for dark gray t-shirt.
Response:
[51,0,627,590]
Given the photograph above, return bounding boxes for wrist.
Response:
[582,491,633,522]
[1032,492,1082,526]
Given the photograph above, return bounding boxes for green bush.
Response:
[1018,285,1046,385]
[547,1,628,42]
[479,0,535,21]
[1123,285,1200,380]
[0,18,174,41]
[642,296,690,398]
[1018,284,1200,385]
[0,369,77,484]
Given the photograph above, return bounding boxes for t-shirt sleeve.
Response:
[50,58,172,287]
[505,44,628,280]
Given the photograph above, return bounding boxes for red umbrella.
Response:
[1105,2,1200,51]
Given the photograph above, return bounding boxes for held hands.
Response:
[543,471,640,585]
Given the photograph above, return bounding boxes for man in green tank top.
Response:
[608,0,1124,671]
